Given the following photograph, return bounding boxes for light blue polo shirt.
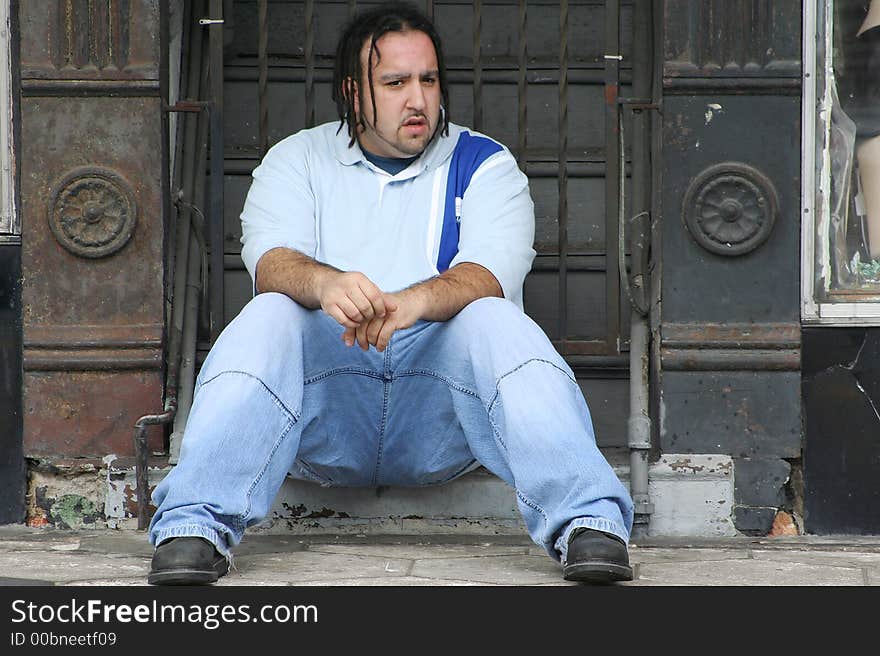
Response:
[239,121,536,309]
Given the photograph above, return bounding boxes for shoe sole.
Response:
[563,562,634,583]
[148,561,229,586]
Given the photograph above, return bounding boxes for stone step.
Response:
[104,453,736,538]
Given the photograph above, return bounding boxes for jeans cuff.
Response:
[554,517,630,562]
[151,524,233,560]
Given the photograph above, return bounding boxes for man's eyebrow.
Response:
[378,69,440,82]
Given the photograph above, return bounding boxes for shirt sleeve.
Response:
[448,149,536,309]
[239,135,317,285]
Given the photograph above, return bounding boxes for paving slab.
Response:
[627,547,751,565]
[0,551,148,584]
[225,551,415,585]
[306,543,532,560]
[631,559,866,586]
[750,549,880,567]
[410,554,570,585]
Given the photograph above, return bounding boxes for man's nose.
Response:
[407,83,426,110]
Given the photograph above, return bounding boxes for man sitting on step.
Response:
[147,1,634,585]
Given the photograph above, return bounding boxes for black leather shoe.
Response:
[562,528,633,583]
[148,537,230,585]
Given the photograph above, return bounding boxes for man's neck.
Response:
[359,143,421,175]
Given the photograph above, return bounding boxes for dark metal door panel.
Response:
[19,1,166,458]
[0,244,24,523]
[659,0,802,534]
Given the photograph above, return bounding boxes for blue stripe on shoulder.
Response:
[436,131,504,272]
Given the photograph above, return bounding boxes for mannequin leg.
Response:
[857,135,880,259]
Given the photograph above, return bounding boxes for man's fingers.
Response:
[328,305,359,329]
[355,321,370,351]
[366,315,384,346]
[358,281,388,318]
[350,288,377,321]
[336,296,364,324]
[375,318,397,352]
[341,326,356,347]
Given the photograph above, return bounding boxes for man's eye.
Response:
[422,77,436,85]
[387,80,403,87]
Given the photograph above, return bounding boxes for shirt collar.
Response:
[333,121,458,173]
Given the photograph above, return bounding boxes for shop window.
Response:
[804,0,880,321]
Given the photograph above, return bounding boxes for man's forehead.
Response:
[360,30,438,69]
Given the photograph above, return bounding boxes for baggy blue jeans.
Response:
[149,293,634,563]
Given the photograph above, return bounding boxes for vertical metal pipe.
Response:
[167,0,208,431]
[628,0,657,537]
[170,53,211,463]
[171,229,204,464]
[473,0,483,132]
[604,0,620,353]
[348,0,357,20]
[208,0,224,343]
[517,0,528,170]
[557,0,569,343]
[425,0,434,20]
[258,0,268,157]
[304,0,315,128]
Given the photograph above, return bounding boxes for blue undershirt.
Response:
[360,144,419,175]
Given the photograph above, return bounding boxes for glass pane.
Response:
[818,0,880,296]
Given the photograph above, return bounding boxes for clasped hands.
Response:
[317,271,424,353]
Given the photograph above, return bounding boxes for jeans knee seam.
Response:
[197,370,301,421]
[486,358,576,417]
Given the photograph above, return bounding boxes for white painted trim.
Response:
[0,0,15,235]
[801,0,818,321]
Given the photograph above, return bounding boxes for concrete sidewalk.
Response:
[1,526,880,586]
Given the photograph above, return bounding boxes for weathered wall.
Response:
[18,0,166,460]
[659,0,803,534]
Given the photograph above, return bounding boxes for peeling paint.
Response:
[26,463,109,529]
[705,102,723,124]
[667,458,706,474]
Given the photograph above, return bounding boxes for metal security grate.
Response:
[218,0,640,364]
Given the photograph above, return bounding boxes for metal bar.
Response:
[223,156,628,178]
[258,0,268,156]
[348,0,357,19]
[169,3,212,463]
[603,0,621,354]
[425,0,434,20]
[629,1,652,314]
[223,66,628,86]
[208,0,224,343]
[517,0,527,169]
[557,0,569,342]
[304,0,315,128]
[473,0,483,131]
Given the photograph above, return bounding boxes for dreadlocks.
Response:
[332,2,450,147]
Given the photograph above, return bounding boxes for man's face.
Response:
[354,30,441,158]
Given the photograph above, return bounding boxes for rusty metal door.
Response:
[211,0,651,450]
